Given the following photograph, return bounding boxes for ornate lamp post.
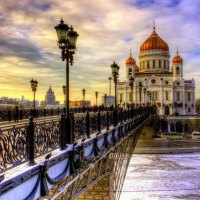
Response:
[110,61,120,108]
[82,88,86,110]
[95,91,98,106]
[143,87,147,106]
[129,77,134,107]
[108,77,112,96]
[55,18,79,144]
[138,82,143,107]
[30,79,38,117]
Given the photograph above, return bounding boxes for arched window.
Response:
[159,60,161,68]
[147,61,149,68]
[170,123,175,132]
[153,60,155,68]
[176,66,180,74]
[129,68,132,76]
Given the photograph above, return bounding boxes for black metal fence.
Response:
[0,106,155,172]
[0,106,110,122]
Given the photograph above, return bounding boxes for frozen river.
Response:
[120,153,200,200]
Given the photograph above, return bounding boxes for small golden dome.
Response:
[172,48,183,64]
[126,56,136,65]
[126,49,136,65]
[140,25,169,52]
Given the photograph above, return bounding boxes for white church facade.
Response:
[117,25,195,116]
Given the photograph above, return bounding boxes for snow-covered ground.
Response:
[120,153,200,200]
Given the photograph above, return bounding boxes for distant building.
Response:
[43,85,60,107]
[0,96,33,109]
[69,100,91,107]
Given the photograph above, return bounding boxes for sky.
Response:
[1,0,200,105]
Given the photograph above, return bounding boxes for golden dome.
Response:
[172,49,183,64]
[140,26,169,52]
[126,50,136,65]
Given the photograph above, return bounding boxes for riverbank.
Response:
[134,138,200,154]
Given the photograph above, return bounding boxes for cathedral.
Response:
[117,25,195,116]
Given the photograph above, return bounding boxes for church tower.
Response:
[172,48,183,79]
[126,49,136,81]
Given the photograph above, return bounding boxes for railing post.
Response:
[66,113,74,144]
[26,116,35,165]
[113,108,118,127]
[97,111,101,133]
[120,108,123,123]
[127,107,130,120]
[106,110,109,130]
[20,109,23,120]
[8,109,11,122]
[86,111,90,138]
[59,114,67,150]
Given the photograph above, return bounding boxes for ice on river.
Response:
[120,153,200,200]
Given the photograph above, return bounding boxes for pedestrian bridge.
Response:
[0,107,158,200]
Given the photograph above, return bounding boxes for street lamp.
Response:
[63,85,66,95]
[30,79,38,117]
[143,87,147,106]
[129,77,134,107]
[95,91,98,106]
[138,82,143,107]
[108,77,112,96]
[82,88,86,110]
[110,61,120,108]
[55,18,79,144]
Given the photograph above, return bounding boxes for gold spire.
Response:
[153,20,155,32]
[176,46,179,55]
[130,48,132,56]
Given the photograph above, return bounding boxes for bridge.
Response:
[0,106,158,200]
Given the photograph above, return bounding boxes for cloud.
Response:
[0,0,200,104]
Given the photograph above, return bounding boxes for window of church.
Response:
[176,67,180,74]
[166,91,169,100]
[177,92,180,101]
[129,68,132,76]
[129,92,132,102]
[164,60,166,68]
[153,60,155,68]
[155,92,158,100]
[165,81,168,85]
[188,107,191,112]
[147,61,149,68]
[188,93,191,101]
[177,82,180,86]
[120,93,123,103]
[159,60,161,68]
[151,79,156,84]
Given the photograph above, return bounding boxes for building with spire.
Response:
[117,25,195,116]
[42,85,60,107]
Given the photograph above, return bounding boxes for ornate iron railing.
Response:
[0,107,155,173]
